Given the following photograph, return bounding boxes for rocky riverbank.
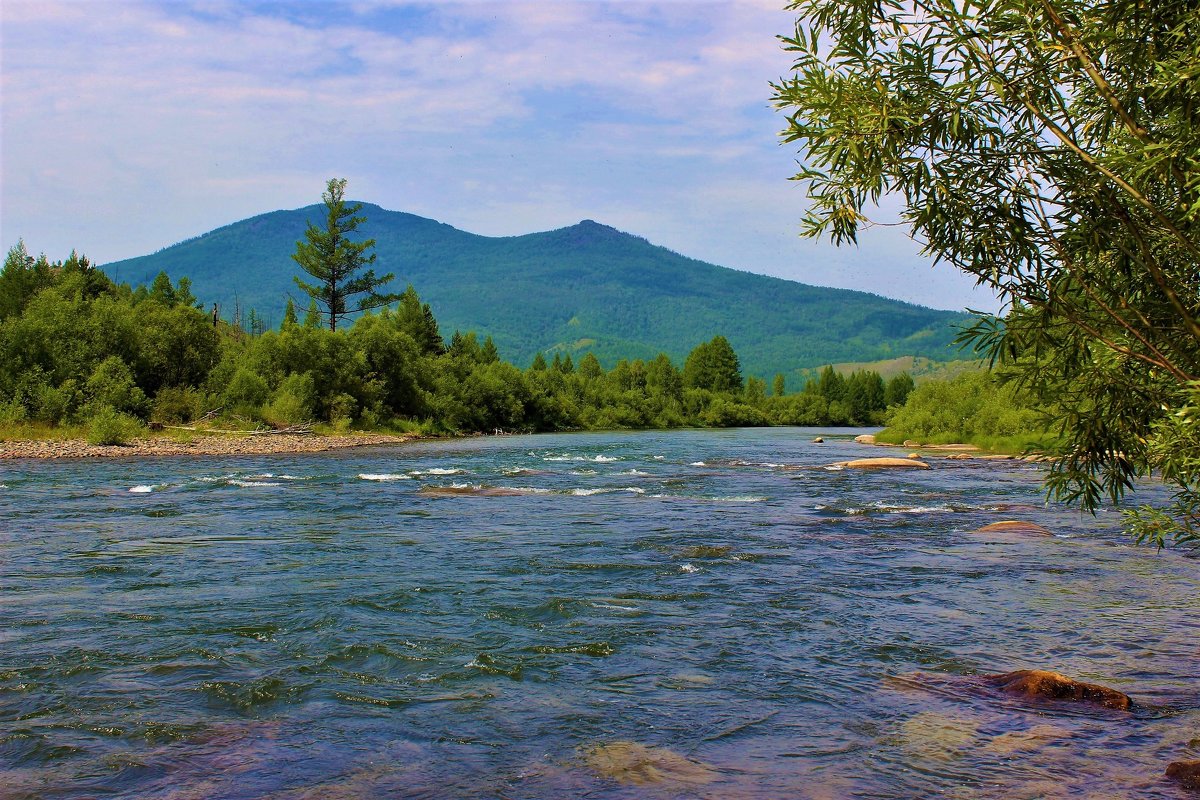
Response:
[0,432,418,460]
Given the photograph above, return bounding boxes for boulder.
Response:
[903,439,921,447]
[972,521,1053,536]
[1166,761,1200,790]
[812,436,824,443]
[835,457,931,470]
[985,669,1132,710]
[581,741,717,786]
[853,434,876,444]
[907,453,922,459]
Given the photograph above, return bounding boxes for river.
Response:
[1,428,1196,798]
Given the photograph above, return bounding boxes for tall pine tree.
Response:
[292,178,400,331]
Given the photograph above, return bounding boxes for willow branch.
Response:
[1037,0,1149,142]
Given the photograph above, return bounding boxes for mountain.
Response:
[101,203,971,382]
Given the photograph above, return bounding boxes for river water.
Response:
[1,428,1196,798]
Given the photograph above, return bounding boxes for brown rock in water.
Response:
[419,485,532,497]
[907,452,922,459]
[853,434,876,444]
[985,670,1132,710]
[972,521,1053,536]
[836,457,931,470]
[581,741,717,786]
[1166,761,1200,790]
[813,436,824,443]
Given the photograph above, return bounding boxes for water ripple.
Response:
[0,428,1192,798]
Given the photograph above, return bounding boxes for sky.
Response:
[0,0,1000,312]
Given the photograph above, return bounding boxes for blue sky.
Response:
[1,0,999,311]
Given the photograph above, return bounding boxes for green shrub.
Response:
[33,379,77,424]
[261,373,316,427]
[86,356,148,417]
[87,405,144,445]
[222,367,270,415]
[328,392,358,427]
[880,371,1054,451]
[0,399,27,425]
[152,386,207,424]
[700,399,769,427]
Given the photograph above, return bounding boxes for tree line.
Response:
[0,242,915,439]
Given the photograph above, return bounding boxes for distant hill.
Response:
[102,203,971,383]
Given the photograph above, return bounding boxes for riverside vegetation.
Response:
[774,0,1200,547]
[0,240,920,446]
[102,206,968,387]
[873,370,1058,455]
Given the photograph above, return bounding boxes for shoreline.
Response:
[853,432,1041,461]
[0,432,420,460]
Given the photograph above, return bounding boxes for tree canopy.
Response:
[292,178,401,331]
[774,0,1200,547]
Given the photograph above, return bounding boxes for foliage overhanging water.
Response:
[1,428,1196,798]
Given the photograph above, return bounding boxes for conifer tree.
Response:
[395,285,444,355]
[683,336,742,392]
[282,297,298,330]
[149,271,177,306]
[176,277,199,309]
[303,299,321,329]
[292,178,400,331]
[480,336,500,364]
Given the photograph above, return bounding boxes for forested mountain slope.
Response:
[103,204,969,381]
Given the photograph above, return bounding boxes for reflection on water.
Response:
[1,428,1196,798]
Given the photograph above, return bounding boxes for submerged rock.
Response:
[972,521,1053,536]
[419,485,533,497]
[896,710,979,761]
[1167,760,1200,790]
[985,669,1132,711]
[581,741,717,786]
[834,457,931,470]
[678,545,733,559]
[984,724,1072,755]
